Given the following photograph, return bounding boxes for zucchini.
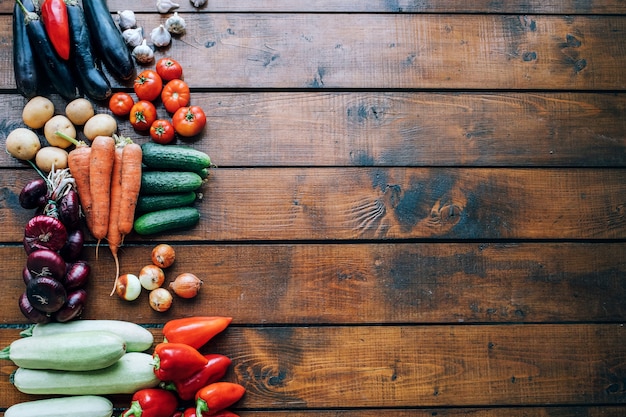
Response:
[12,0,38,98]
[141,142,212,174]
[0,331,125,371]
[66,0,112,101]
[140,171,204,194]
[82,0,135,81]
[137,191,198,213]
[5,395,113,417]
[22,319,154,352]
[12,352,159,395]
[134,207,200,236]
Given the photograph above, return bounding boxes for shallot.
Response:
[139,264,165,290]
[169,272,203,299]
[151,243,175,268]
[149,288,173,312]
[115,273,142,301]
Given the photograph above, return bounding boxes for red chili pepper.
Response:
[153,342,209,381]
[163,354,232,400]
[40,0,70,60]
[163,316,233,349]
[195,382,246,416]
[121,388,178,417]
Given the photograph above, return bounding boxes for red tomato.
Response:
[172,106,207,137]
[133,69,163,102]
[156,57,184,81]
[108,92,135,116]
[150,119,176,144]
[161,79,190,113]
[129,100,158,131]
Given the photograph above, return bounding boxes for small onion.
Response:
[169,272,203,299]
[18,292,52,324]
[115,273,142,301]
[19,178,49,210]
[151,243,175,268]
[149,288,173,312]
[63,260,91,290]
[139,264,165,290]
[26,276,67,313]
[54,289,87,322]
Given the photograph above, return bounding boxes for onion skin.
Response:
[18,292,52,324]
[54,289,87,322]
[26,276,67,313]
[19,178,49,210]
[58,189,81,230]
[26,248,67,280]
[22,266,35,285]
[63,260,91,290]
[149,288,173,312]
[60,228,85,261]
[169,272,203,299]
[151,244,176,268]
[23,215,68,253]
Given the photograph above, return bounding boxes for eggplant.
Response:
[26,249,67,281]
[54,289,87,322]
[66,1,112,100]
[26,277,67,313]
[19,178,49,210]
[12,0,38,98]
[18,292,52,324]
[82,0,135,81]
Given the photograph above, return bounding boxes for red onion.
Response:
[54,289,87,322]
[19,178,49,210]
[26,249,67,281]
[22,266,35,285]
[18,292,52,324]
[23,215,68,254]
[63,260,91,290]
[58,189,80,230]
[60,228,84,262]
[26,276,67,313]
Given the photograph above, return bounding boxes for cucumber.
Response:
[134,207,200,236]
[22,319,154,352]
[12,352,159,395]
[5,395,113,417]
[140,171,204,194]
[141,142,212,174]
[0,331,125,371]
[137,191,198,213]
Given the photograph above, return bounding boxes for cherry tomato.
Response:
[156,57,184,81]
[150,119,176,144]
[161,79,190,113]
[133,69,163,102]
[172,106,207,137]
[108,92,135,117]
[129,100,158,131]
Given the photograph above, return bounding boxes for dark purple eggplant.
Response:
[63,260,91,290]
[60,228,84,261]
[58,189,81,230]
[54,289,87,322]
[26,277,67,313]
[19,178,49,209]
[18,292,52,324]
[26,248,67,280]
[24,215,68,254]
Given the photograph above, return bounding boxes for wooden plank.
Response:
[1,324,625,408]
[2,92,626,168]
[2,14,626,90]
[2,242,625,325]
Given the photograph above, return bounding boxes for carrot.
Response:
[118,140,143,237]
[67,144,93,230]
[107,142,124,295]
[89,135,116,252]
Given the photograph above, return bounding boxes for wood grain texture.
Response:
[2,14,626,90]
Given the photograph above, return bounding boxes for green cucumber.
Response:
[141,142,212,174]
[134,207,200,236]
[141,171,204,194]
[137,191,198,213]
[12,352,159,395]
[0,331,126,371]
[22,319,154,352]
[5,395,113,417]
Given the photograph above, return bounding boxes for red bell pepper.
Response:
[121,388,179,417]
[184,409,240,417]
[163,316,233,349]
[163,354,232,400]
[195,382,246,416]
[40,0,70,60]
[153,342,209,381]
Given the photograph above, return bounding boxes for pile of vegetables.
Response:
[2,317,245,416]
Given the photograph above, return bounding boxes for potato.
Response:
[22,96,55,129]
[44,115,76,149]
[5,128,41,160]
[35,146,69,172]
[65,98,95,126]
[83,113,117,141]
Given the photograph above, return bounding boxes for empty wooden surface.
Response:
[1,0,625,416]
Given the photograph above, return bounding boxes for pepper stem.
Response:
[196,397,209,416]
[121,399,143,417]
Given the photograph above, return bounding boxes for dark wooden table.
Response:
[1,1,626,415]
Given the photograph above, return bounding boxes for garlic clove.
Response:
[117,10,137,30]
[190,0,207,8]
[122,27,144,48]
[132,39,155,64]
[150,24,172,48]
[165,12,186,35]
[156,0,180,14]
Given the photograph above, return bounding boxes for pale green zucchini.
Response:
[22,319,154,352]
[1,331,126,371]
[5,395,113,417]
[12,352,159,395]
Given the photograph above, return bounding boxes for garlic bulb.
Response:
[122,27,143,48]
[156,0,179,14]
[150,24,172,48]
[164,12,186,35]
[132,39,155,64]
[117,10,136,30]
[190,0,207,7]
